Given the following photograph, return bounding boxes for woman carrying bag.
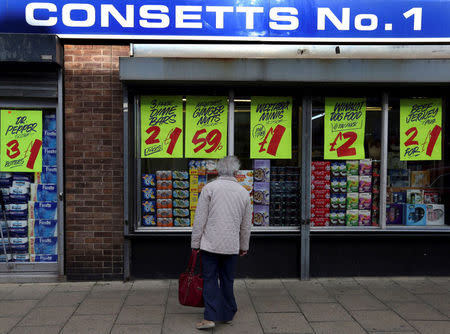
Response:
[191,156,252,330]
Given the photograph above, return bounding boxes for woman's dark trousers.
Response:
[201,251,238,322]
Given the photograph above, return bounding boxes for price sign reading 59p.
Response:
[1,110,43,172]
[324,98,366,160]
[250,97,292,159]
[141,96,183,158]
[185,96,228,159]
[400,98,442,161]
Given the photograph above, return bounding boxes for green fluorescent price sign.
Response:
[400,98,442,161]
[185,96,228,158]
[324,98,366,160]
[250,96,292,159]
[1,110,43,172]
[141,96,183,158]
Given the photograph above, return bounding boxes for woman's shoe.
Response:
[196,320,215,330]
[224,320,233,325]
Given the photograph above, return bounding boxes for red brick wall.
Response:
[64,45,129,280]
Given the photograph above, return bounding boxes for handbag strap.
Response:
[187,250,202,274]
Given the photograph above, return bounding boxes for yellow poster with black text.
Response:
[185,96,228,158]
[250,97,292,159]
[400,98,442,161]
[1,110,43,172]
[324,98,366,160]
[141,96,183,158]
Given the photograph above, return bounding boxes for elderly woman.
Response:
[191,156,252,330]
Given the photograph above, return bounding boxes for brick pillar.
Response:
[64,45,129,280]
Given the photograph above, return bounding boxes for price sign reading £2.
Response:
[185,96,228,159]
[1,110,43,172]
[141,96,183,158]
[250,97,292,159]
[400,99,442,161]
[324,98,366,160]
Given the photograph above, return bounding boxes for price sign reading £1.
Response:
[141,96,183,158]
[1,110,43,172]
[185,96,228,158]
[400,99,442,161]
[324,98,366,160]
[250,97,292,159]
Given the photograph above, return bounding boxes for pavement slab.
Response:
[310,321,367,334]
[8,326,62,334]
[0,317,21,334]
[299,303,353,322]
[258,312,314,333]
[38,291,88,307]
[252,294,299,313]
[60,315,115,334]
[124,290,168,306]
[388,302,448,321]
[162,313,212,334]
[17,306,75,327]
[110,324,162,334]
[0,300,39,317]
[410,321,450,334]
[350,310,414,332]
[75,297,124,315]
[115,305,165,324]
[336,293,388,310]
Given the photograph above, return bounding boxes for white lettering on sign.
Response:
[205,6,234,29]
[355,14,378,31]
[25,2,57,26]
[269,7,299,31]
[139,5,170,28]
[236,7,264,30]
[101,5,134,28]
[62,4,95,27]
[175,6,202,29]
[317,8,350,31]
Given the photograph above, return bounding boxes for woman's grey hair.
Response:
[217,156,241,176]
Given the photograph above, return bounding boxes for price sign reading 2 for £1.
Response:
[324,98,366,160]
[250,97,292,159]
[1,110,43,172]
[400,98,442,161]
[141,96,183,158]
[185,96,228,159]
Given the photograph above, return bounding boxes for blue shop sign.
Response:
[0,0,449,41]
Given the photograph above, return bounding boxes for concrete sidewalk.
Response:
[0,277,449,334]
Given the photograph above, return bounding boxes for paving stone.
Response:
[252,295,299,313]
[350,310,413,332]
[367,286,420,302]
[91,281,133,291]
[60,315,115,334]
[6,284,55,300]
[392,277,447,294]
[246,279,289,297]
[318,278,368,296]
[162,313,212,334]
[9,326,62,334]
[88,289,129,299]
[165,296,204,314]
[336,293,388,310]
[410,321,450,334]
[18,306,75,326]
[258,313,313,333]
[418,293,450,315]
[53,282,95,292]
[213,320,264,334]
[116,305,165,324]
[388,302,448,320]
[283,280,336,303]
[124,290,167,306]
[0,300,38,317]
[131,280,170,290]
[300,303,352,322]
[111,324,162,334]
[75,297,124,315]
[39,291,88,307]
[354,277,396,287]
[310,321,366,334]
[0,317,21,334]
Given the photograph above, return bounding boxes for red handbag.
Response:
[178,249,204,307]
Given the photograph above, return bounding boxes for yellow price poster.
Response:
[400,98,442,161]
[185,96,228,158]
[1,110,43,172]
[324,98,366,160]
[141,96,183,158]
[250,97,292,159]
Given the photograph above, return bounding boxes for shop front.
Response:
[1,0,450,280]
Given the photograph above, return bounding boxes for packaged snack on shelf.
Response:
[253,205,269,226]
[142,187,156,200]
[253,160,270,182]
[254,182,270,205]
[43,130,57,149]
[28,219,57,237]
[29,237,57,254]
[14,254,30,262]
[372,193,380,211]
[347,176,359,193]
[404,204,426,226]
[346,209,359,226]
[311,179,330,191]
[359,159,372,176]
[406,189,423,204]
[173,199,189,208]
[426,204,445,226]
[330,210,346,226]
[173,190,190,199]
[311,189,330,199]
[28,202,57,220]
[42,148,57,166]
[30,184,57,202]
[372,176,380,193]
[173,208,190,217]
[358,210,371,226]
[388,169,410,187]
[235,170,253,194]
[174,218,190,227]
[410,171,430,187]
[311,207,330,218]
[157,209,173,218]
[8,220,28,238]
[142,215,156,226]
[36,166,58,184]
[198,175,207,192]
[372,209,379,226]
[142,200,156,213]
[311,161,330,171]
[172,171,189,180]
[189,192,198,210]
[156,199,172,209]
[310,197,330,209]
[331,162,341,177]
[346,160,359,176]
[358,193,372,210]
[372,161,380,177]
[142,174,156,187]
[359,176,372,193]
[157,180,172,190]
[330,193,340,210]
[173,181,189,189]
[311,169,330,181]
[156,190,172,199]
[157,218,173,227]
[205,160,218,175]
[423,191,441,204]
[390,191,406,204]
[311,217,329,227]
[346,193,359,210]
[190,211,195,224]
[156,170,172,181]
[338,193,347,210]
[30,254,58,262]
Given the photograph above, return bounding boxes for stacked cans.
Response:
[141,173,156,226]
[172,171,190,227]
[311,162,331,227]
[270,165,300,226]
